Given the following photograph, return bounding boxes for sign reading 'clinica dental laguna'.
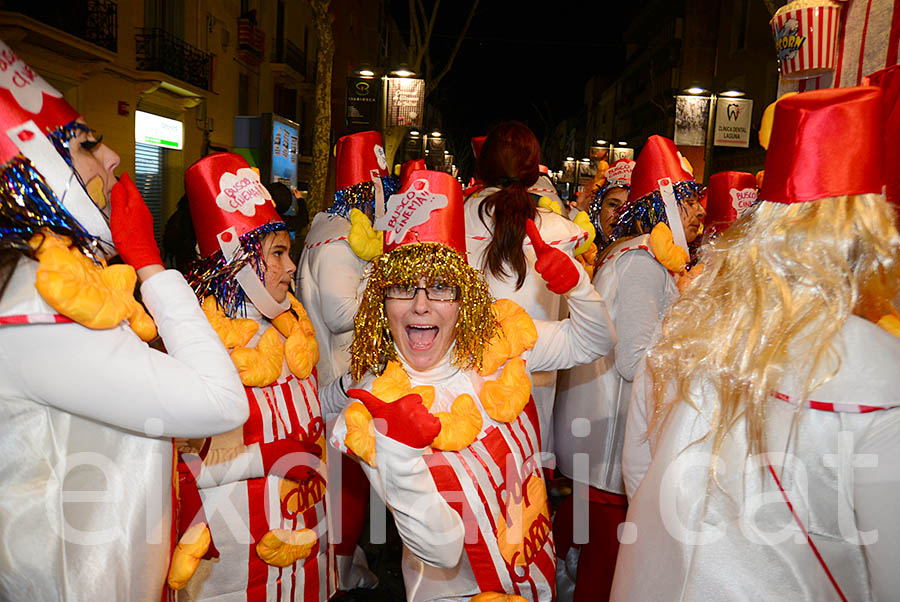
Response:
[714,98,753,148]
[135,110,183,150]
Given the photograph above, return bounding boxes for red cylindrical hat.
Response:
[186,153,282,258]
[0,39,81,164]
[866,64,900,207]
[335,130,389,191]
[376,169,466,258]
[759,87,883,204]
[627,136,694,203]
[471,136,487,159]
[398,158,426,187]
[704,171,758,233]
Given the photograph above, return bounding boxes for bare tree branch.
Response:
[407,0,420,65]
[415,0,441,72]
[425,0,480,96]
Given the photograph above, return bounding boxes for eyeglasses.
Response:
[384,283,460,302]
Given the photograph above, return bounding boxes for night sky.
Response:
[387,0,647,175]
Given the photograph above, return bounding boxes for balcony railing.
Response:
[135,28,211,90]
[1,0,118,53]
[274,39,307,79]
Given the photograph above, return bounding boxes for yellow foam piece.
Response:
[572,210,596,256]
[496,474,551,567]
[344,401,376,466]
[431,394,483,451]
[202,296,258,348]
[348,208,383,261]
[230,326,283,387]
[480,300,537,376]
[166,522,211,590]
[479,358,532,423]
[255,528,317,567]
[649,222,689,273]
[537,196,562,216]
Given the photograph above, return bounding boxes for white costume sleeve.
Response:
[526,262,616,373]
[622,356,653,500]
[852,407,900,599]
[319,373,353,422]
[364,433,465,569]
[316,243,366,335]
[612,250,673,382]
[0,270,247,438]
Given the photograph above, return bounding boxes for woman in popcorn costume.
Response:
[0,42,247,601]
[586,158,635,250]
[611,86,900,602]
[464,121,597,451]
[552,135,706,602]
[170,152,336,601]
[296,130,399,591]
[330,167,615,602]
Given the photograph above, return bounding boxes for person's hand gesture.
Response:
[110,173,163,271]
[348,388,441,449]
[525,219,580,295]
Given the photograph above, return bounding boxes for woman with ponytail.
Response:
[464,121,595,449]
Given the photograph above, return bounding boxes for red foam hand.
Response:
[348,388,442,449]
[109,172,163,270]
[260,438,323,483]
[526,219,580,295]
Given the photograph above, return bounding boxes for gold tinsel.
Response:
[350,242,499,380]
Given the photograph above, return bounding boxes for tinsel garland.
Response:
[350,242,499,381]
[610,180,702,242]
[47,122,90,172]
[0,152,105,261]
[186,221,288,317]
[327,176,399,219]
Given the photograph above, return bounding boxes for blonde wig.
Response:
[350,242,499,380]
[647,194,900,459]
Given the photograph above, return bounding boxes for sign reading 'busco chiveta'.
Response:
[135,110,183,150]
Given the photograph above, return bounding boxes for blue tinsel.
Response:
[0,150,105,261]
[327,176,399,219]
[186,220,289,317]
[610,180,703,242]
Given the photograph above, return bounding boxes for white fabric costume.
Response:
[611,316,900,601]
[331,266,615,602]
[464,188,589,451]
[554,234,677,493]
[178,303,335,602]
[297,213,367,387]
[0,258,247,602]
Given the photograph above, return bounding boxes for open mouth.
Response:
[406,324,438,349]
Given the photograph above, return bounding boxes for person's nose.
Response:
[411,288,430,313]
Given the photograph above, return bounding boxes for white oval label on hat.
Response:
[374,144,388,171]
[729,187,757,216]
[376,178,448,245]
[216,167,272,217]
[605,160,634,187]
[0,40,63,114]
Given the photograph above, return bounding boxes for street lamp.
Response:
[679,87,749,184]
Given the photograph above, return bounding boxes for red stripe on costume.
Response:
[247,478,272,600]
[425,455,507,594]
[857,0,875,85]
[772,391,899,413]
[281,379,303,436]
[834,2,850,85]
[302,504,320,602]
[244,387,264,444]
[887,0,900,66]
[818,6,824,71]
[597,244,650,270]
[0,313,74,324]
[304,236,348,250]
[263,387,285,441]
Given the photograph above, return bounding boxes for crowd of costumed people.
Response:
[1,33,899,602]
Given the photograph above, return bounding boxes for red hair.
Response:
[475,121,541,289]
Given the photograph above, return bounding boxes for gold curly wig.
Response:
[350,242,499,380]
